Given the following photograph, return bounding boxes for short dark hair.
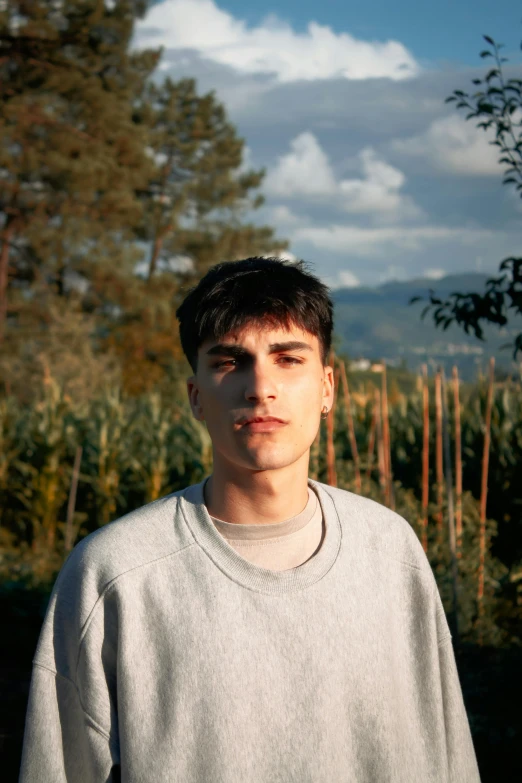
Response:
[175,256,334,374]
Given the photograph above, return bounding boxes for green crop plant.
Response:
[0,367,521,647]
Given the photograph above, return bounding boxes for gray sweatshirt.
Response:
[19,477,481,782]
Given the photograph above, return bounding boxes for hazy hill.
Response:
[332,273,522,382]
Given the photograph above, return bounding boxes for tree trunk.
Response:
[147,233,165,281]
[0,223,14,344]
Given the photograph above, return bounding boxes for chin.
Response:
[242,450,301,471]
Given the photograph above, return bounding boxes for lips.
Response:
[242,419,287,432]
[240,416,285,425]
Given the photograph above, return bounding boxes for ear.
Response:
[322,364,335,410]
[187,375,205,421]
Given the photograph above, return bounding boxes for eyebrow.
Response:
[205,340,314,358]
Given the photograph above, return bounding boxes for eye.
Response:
[215,357,303,368]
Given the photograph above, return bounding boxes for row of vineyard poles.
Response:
[316,349,395,509]
[420,357,496,647]
[313,349,496,647]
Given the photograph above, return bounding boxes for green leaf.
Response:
[483,35,495,45]
[480,51,493,58]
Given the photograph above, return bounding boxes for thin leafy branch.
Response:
[411,35,522,357]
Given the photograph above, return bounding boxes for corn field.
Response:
[1,355,522,649]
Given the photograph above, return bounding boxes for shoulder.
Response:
[315,482,432,577]
[40,488,196,650]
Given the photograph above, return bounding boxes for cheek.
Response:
[292,377,322,402]
[204,389,235,429]
[291,388,323,426]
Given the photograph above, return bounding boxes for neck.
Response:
[204,456,310,525]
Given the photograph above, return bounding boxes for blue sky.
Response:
[217,0,522,66]
[135,0,522,289]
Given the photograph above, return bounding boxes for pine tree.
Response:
[95,75,288,393]
[0,0,160,341]
[135,77,287,280]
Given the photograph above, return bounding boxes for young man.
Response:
[19,256,481,782]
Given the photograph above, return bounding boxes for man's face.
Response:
[186,322,334,475]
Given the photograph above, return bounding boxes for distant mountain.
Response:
[331,273,522,381]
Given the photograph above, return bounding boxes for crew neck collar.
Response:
[179,476,342,594]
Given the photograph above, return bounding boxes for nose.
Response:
[243,359,278,404]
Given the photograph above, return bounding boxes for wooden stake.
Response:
[366,396,378,490]
[375,388,386,499]
[65,445,83,553]
[440,367,460,648]
[325,350,338,487]
[435,370,444,545]
[310,425,321,481]
[477,356,495,643]
[452,366,463,560]
[339,359,362,493]
[381,363,394,509]
[421,364,429,554]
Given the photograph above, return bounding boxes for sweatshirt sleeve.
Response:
[433,585,482,782]
[18,544,121,783]
[18,663,119,782]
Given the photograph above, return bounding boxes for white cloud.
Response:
[339,148,421,219]
[424,268,446,279]
[267,205,304,226]
[323,269,361,289]
[133,0,420,83]
[391,114,500,176]
[264,132,422,221]
[338,270,360,287]
[264,132,337,197]
[291,224,493,257]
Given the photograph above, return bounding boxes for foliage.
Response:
[0,0,160,337]
[410,35,522,358]
[0,1,288,394]
[0,296,122,401]
[0,372,212,576]
[1,369,522,649]
[134,77,286,280]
